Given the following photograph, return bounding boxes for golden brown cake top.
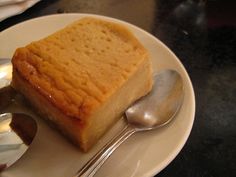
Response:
[12,17,149,120]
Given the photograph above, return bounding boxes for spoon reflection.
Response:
[0,113,37,171]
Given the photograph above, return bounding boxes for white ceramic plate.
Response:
[0,14,195,177]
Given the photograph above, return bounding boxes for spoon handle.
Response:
[75,125,136,177]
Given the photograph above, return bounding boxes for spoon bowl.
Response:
[0,59,37,172]
[0,113,37,171]
[0,59,12,89]
[76,69,184,177]
[126,70,184,130]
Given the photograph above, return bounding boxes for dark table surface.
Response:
[0,0,235,177]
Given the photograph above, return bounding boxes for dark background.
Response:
[1,0,236,176]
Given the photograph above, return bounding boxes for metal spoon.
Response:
[0,59,37,171]
[75,69,184,177]
[0,58,12,89]
[0,113,37,171]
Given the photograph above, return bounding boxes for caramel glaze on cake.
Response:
[11,17,153,151]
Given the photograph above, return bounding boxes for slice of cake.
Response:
[11,17,153,151]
